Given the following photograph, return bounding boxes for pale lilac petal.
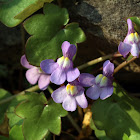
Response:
[62,95,77,112]
[40,59,59,74]
[20,55,34,69]
[61,41,77,60]
[67,68,80,82]
[127,19,134,35]
[78,73,95,87]
[86,85,101,100]
[38,74,50,90]
[130,44,139,57]
[75,90,88,108]
[100,86,113,100]
[103,60,114,78]
[51,86,67,103]
[118,42,131,57]
[26,67,40,85]
[50,67,66,85]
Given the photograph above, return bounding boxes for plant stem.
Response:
[113,57,137,74]
[47,86,53,94]
[67,113,81,134]
[77,53,121,70]
[0,85,39,105]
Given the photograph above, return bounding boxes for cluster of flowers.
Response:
[21,19,140,112]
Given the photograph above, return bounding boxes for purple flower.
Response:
[79,60,114,100]
[21,55,50,90]
[118,19,140,58]
[40,41,80,85]
[51,80,88,112]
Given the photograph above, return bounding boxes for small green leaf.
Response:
[123,134,130,140]
[24,3,86,66]
[0,89,11,124]
[91,83,140,140]
[16,92,67,140]
[9,125,24,140]
[129,134,140,140]
[0,0,53,27]
[129,17,140,33]
[7,95,26,128]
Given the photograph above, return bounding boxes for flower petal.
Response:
[26,67,40,85]
[103,60,114,78]
[40,59,58,74]
[78,73,95,87]
[86,85,101,100]
[118,42,131,57]
[100,86,113,100]
[50,67,66,85]
[67,68,80,82]
[127,19,134,35]
[51,86,67,103]
[130,44,139,57]
[62,95,77,112]
[61,41,77,60]
[38,74,50,90]
[75,90,88,108]
[20,55,34,69]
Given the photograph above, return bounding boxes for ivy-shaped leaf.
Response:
[9,125,24,140]
[0,89,11,125]
[24,3,86,66]
[16,92,68,140]
[129,17,140,33]
[0,0,53,27]
[6,95,26,128]
[91,83,140,140]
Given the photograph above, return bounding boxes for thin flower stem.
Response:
[113,57,137,74]
[0,85,39,105]
[47,86,53,94]
[77,53,121,70]
[67,113,81,134]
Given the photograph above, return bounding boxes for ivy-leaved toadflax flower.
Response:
[79,60,114,100]
[118,19,140,58]
[40,41,80,85]
[21,55,50,90]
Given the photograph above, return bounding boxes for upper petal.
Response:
[38,74,50,90]
[51,86,67,103]
[62,95,77,112]
[118,42,131,57]
[20,55,34,69]
[103,60,114,78]
[127,19,134,35]
[100,86,113,100]
[50,67,66,85]
[67,68,80,82]
[26,67,40,85]
[86,85,101,100]
[130,43,139,57]
[40,59,59,74]
[61,41,77,60]
[78,73,95,87]
[75,90,88,109]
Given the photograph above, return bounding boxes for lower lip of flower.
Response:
[66,84,78,96]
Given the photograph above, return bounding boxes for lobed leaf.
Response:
[91,82,140,140]
[129,17,140,33]
[16,92,68,140]
[24,3,86,66]
[0,0,53,27]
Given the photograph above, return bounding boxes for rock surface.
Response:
[66,0,140,44]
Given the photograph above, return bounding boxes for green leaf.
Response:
[129,17,140,33]
[9,125,24,140]
[91,83,140,140]
[0,89,11,124]
[0,135,8,140]
[24,3,86,66]
[16,92,68,140]
[7,95,26,128]
[0,0,53,27]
